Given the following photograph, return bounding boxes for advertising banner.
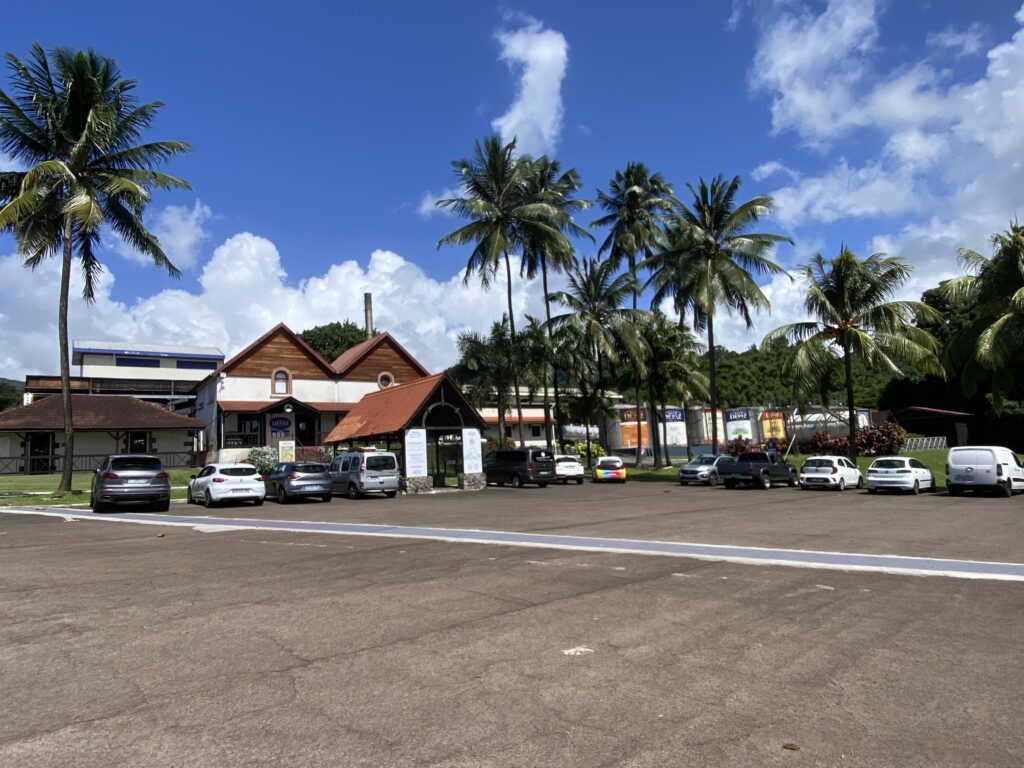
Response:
[405,428,428,478]
[278,440,295,462]
[759,410,787,441]
[724,408,754,441]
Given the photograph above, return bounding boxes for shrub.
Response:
[807,431,849,455]
[726,436,752,457]
[564,440,605,462]
[856,421,907,456]
[247,446,278,474]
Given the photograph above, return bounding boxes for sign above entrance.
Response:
[269,417,292,431]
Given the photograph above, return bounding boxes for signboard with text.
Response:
[462,428,482,474]
[405,429,428,478]
[278,440,295,462]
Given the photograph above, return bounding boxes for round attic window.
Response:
[377,371,395,389]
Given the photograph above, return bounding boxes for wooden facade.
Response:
[224,330,336,380]
[342,341,427,384]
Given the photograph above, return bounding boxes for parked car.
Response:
[593,456,627,483]
[330,450,401,499]
[90,454,171,512]
[264,461,333,503]
[866,456,935,494]
[799,455,864,491]
[719,451,797,489]
[946,446,1024,497]
[482,448,555,487]
[678,454,736,486]
[554,454,586,485]
[187,463,265,507]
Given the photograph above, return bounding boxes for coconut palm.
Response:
[553,324,611,469]
[548,256,644,450]
[0,44,189,490]
[592,162,674,460]
[676,174,791,453]
[763,247,943,459]
[452,319,517,442]
[519,156,592,450]
[436,135,570,446]
[940,224,1024,405]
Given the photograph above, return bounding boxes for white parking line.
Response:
[4,507,1024,582]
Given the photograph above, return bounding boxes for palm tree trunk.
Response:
[541,256,555,452]
[707,312,719,455]
[630,256,642,465]
[660,397,673,467]
[58,216,75,492]
[503,251,526,447]
[844,343,857,461]
[647,381,662,468]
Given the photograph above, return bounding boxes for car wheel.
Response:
[385,491,397,499]
[186,486,194,504]
[253,498,264,506]
[277,486,289,504]
[787,472,797,487]
[948,484,961,496]
[510,474,523,488]
[679,480,689,486]
[801,483,809,490]
[154,500,170,513]
[837,478,846,492]
[856,475,864,489]
[709,473,719,487]
[538,482,548,488]
[1000,482,1013,498]
[928,473,935,491]
[347,484,359,500]
[90,493,107,513]
[204,491,216,509]
[908,480,919,495]
[575,478,583,485]
[867,487,877,494]
[723,480,737,489]
[321,494,332,503]
[760,473,771,490]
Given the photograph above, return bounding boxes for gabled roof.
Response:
[331,332,431,377]
[325,373,485,443]
[217,399,356,414]
[0,395,202,431]
[202,323,337,384]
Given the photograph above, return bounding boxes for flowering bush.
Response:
[246,446,278,474]
[726,436,752,457]
[802,431,849,455]
[856,421,907,456]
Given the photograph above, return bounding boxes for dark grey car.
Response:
[264,461,332,504]
[482,449,555,488]
[90,454,171,512]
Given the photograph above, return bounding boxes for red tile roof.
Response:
[0,395,202,431]
[325,373,446,442]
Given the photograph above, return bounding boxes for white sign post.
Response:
[462,428,482,474]
[405,429,428,478]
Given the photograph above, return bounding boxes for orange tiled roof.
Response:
[325,373,445,442]
[0,395,202,431]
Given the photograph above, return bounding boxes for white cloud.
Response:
[0,233,563,379]
[114,200,212,270]
[927,24,985,57]
[416,187,457,219]
[750,160,796,182]
[0,149,25,172]
[491,16,569,156]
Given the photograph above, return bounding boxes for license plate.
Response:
[126,479,147,485]
[955,475,973,482]
[306,485,325,491]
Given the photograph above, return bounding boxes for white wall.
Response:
[79,353,215,381]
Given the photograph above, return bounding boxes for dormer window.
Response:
[272,369,291,395]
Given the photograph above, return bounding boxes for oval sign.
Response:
[269,417,292,430]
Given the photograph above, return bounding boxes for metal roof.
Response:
[72,340,225,361]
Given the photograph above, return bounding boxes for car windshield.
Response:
[110,457,162,471]
[365,456,396,471]
[689,457,714,466]
[294,463,327,473]
[220,467,258,476]
[871,459,905,469]
[597,460,621,469]
[803,459,833,468]
[556,457,580,465]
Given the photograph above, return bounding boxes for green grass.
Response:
[0,467,200,506]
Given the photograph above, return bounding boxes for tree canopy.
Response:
[299,321,367,363]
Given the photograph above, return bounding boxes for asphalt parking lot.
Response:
[2,482,1023,767]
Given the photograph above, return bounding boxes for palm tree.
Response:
[592,163,674,460]
[549,256,644,450]
[763,247,943,459]
[940,224,1024,406]
[553,324,611,469]
[452,318,518,443]
[676,174,791,454]
[436,135,570,446]
[0,44,189,491]
[519,156,592,451]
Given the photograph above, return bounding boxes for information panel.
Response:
[405,429,428,477]
[462,428,482,474]
[278,440,296,462]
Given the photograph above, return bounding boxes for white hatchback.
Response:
[188,463,266,508]
[554,454,586,485]
[866,456,935,494]
[799,455,863,491]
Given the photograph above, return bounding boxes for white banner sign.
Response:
[405,429,428,477]
[462,428,482,474]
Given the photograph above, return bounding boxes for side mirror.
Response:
[190,474,196,479]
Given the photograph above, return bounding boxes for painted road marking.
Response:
[4,507,1024,582]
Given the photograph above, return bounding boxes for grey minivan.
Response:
[482,448,555,488]
[330,450,400,499]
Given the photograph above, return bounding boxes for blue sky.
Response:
[1,1,1022,378]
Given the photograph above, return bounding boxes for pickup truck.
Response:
[718,451,797,490]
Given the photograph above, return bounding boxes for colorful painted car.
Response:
[593,456,627,483]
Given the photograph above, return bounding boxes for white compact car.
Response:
[188,463,266,508]
[799,455,863,491]
[554,454,586,485]
[946,446,1024,497]
[866,456,935,494]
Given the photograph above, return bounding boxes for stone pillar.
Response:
[458,472,487,491]
[402,476,434,495]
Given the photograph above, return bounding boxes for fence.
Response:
[903,436,947,451]
[0,451,196,475]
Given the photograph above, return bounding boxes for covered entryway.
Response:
[324,373,487,493]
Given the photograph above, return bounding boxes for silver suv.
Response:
[91,454,171,512]
[330,450,400,499]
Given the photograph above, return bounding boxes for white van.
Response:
[945,446,1024,497]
